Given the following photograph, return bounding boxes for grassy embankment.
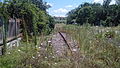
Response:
[0,24,120,68]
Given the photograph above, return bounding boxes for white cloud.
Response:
[47,3,53,7]
[110,0,116,5]
[93,0,103,4]
[65,5,73,8]
[93,0,116,5]
[53,14,66,17]
[53,8,69,13]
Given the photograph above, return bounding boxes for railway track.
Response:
[51,31,80,57]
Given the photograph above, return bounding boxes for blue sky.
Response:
[0,0,116,17]
[45,0,116,17]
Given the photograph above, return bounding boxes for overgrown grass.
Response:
[0,35,72,68]
[0,24,120,68]
[60,24,120,68]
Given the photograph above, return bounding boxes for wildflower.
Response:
[8,52,11,54]
[115,31,119,34]
[18,49,21,52]
[74,23,77,25]
[96,26,98,27]
[90,41,92,44]
[39,47,41,49]
[52,56,55,58]
[56,51,59,53]
[55,63,57,65]
[48,41,51,43]
[50,53,53,55]
[106,30,109,32]
[72,49,77,52]
[45,56,47,59]
[37,52,39,53]
[41,43,43,45]
[38,54,40,57]
[32,56,35,59]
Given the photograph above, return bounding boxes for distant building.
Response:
[53,16,67,23]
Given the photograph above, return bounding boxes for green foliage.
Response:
[0,0,54,54]
[103,0,112,8]
[67,2,120,27]
[1,0,54,35]
[104,31,115,38]
[76,6,94,25]
[0,37,72,68]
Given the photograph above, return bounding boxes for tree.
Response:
[67,2,120,26]
[76,6,94,25]
[103,0,112,8]
[116,0,120,5]
[0,0,54,54]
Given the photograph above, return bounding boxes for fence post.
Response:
[2,17,7,55]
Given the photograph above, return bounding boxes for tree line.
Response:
[67,0,120,27]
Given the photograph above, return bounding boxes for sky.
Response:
[45,0,116,17]
[0,0,116,17]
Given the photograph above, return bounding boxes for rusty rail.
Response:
[58,32,73,55]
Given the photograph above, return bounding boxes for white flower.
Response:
[38,54,40,57]
[37,52,39,53]
[41,43,43,45]
[72,49,77,52]
[55,63,57,65]
[56,51,59,53]
[45,57,47,59]
[115,31,119,34]
[50,53,53,55]
[18,49,21,52]
[96,26,98,27]
[90,41,92,44]
[32,56,35,59]
[39,47,41,49]
[48,41,51,43]
[106,30,109,32]
[52,56,55,58]
[8,52,11,54]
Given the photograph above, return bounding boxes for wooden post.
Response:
[2,17,7,55]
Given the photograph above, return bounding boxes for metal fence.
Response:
[0,18,21,45]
